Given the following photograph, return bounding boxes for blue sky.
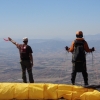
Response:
[0,0,100,39]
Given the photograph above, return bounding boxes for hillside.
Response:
[0,35,100,85]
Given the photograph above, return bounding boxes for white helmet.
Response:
[23,37,28,41]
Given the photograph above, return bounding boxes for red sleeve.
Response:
[68,41,74,52]
[16,44,21,49]
[84,41,91,52]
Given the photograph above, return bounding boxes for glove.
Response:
[65,46,69,51]
[91,47,95,52]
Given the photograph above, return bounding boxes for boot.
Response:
[84,82,89,86]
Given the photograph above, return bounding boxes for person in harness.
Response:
[8,37,34,83]
[65,31,95,85]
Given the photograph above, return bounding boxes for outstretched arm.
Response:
[8,37,17,46]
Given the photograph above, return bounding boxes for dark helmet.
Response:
[76,31,83,38]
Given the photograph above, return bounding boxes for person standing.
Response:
[65,31,95,85]
[8,37,34,83]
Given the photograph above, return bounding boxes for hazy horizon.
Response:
[1,33,100,41]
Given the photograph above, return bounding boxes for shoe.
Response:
[72,83,75,85]
[84,83,89,86]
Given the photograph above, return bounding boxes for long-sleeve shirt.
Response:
[68,38,92,53]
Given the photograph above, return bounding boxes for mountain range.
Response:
[0,33,100,84]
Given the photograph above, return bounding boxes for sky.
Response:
[0,0,100,39]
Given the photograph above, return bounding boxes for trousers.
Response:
[71,61,88,85]
[20,60,34,83]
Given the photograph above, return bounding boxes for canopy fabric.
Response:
[0,83,100,100]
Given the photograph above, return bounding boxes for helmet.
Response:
[76,31,83,38]
[23,37,28,41]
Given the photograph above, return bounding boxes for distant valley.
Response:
[0,35,100,85]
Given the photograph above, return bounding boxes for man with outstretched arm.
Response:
[65,31,95,86]
[8,37,34,83]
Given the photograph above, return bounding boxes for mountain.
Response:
[0,33,100,52]
[0,34,100,84]
[85,33,100,41]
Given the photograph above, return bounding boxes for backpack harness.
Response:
[72,40,86,62]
